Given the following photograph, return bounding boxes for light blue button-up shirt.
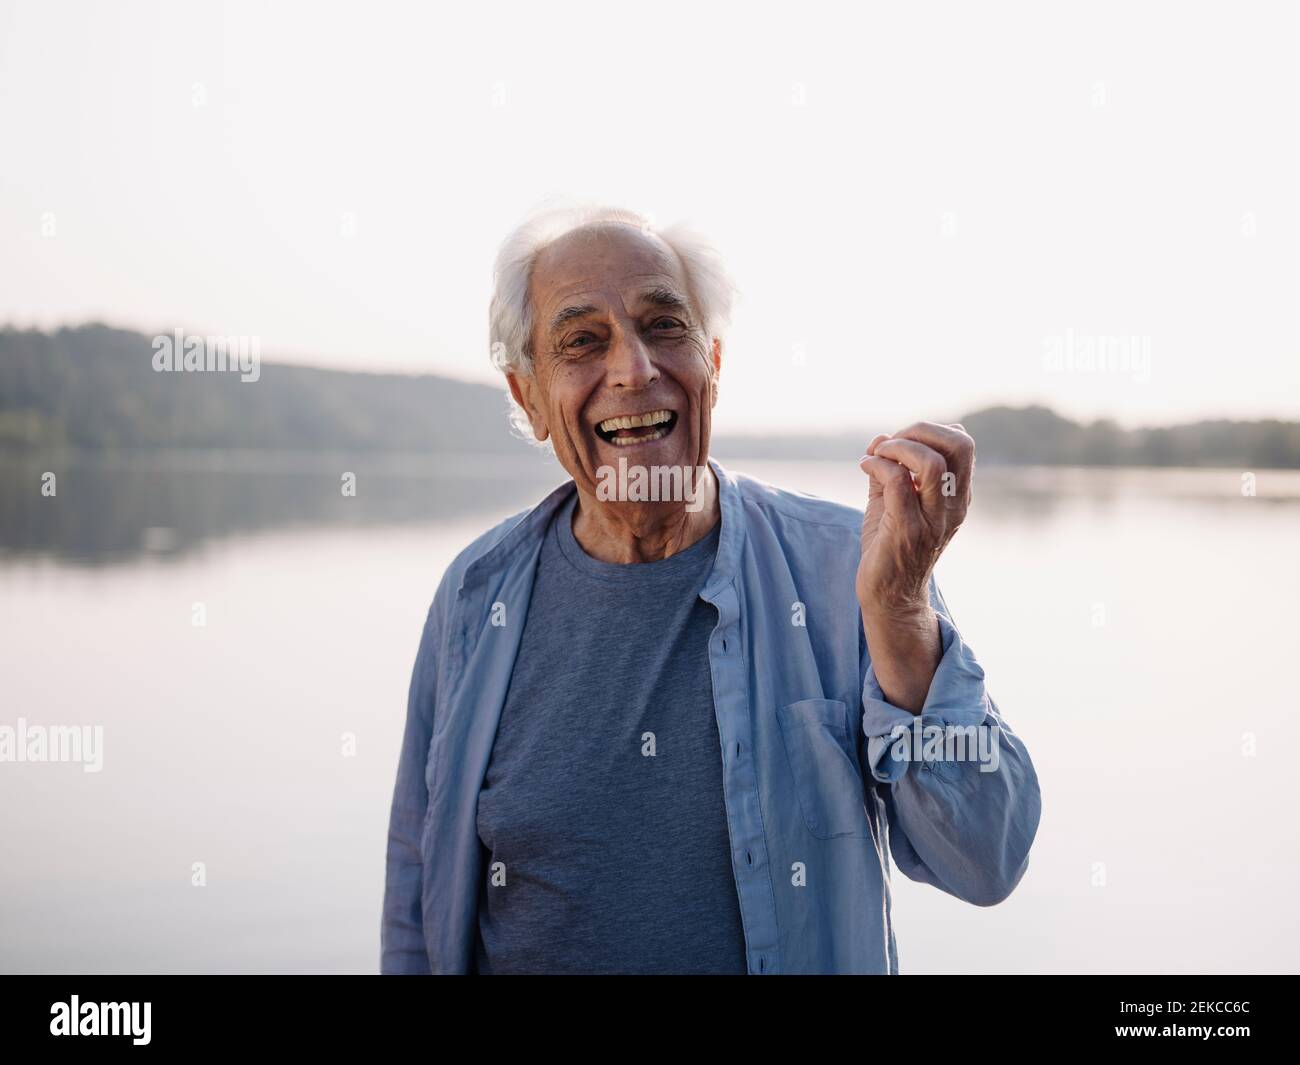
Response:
[382,459,1041,974]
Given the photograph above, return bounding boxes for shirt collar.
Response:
[459,456,745,595]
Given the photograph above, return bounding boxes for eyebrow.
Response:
[547,303,598,336]
[639,286,690,313]
[545,287,691,337]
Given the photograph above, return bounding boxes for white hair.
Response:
[488,202,737,442]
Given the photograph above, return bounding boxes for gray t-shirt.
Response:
[474,491,748,974]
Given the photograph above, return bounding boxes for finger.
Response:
[858,436,893,506]
[872,438,948,522]
[858,454,921,525]
[889,421,975,489]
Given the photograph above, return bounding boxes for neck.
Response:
[571,464,720,563]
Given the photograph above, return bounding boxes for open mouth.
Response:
[594,408,678,446]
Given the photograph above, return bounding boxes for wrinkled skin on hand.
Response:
[856,421,975,620]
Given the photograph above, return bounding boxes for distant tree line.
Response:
[0,323,521,454]
[956,405,1300,469]
[3,324,1297,468]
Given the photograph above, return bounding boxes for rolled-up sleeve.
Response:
[859,578,1041,907]
[380,596,443,974]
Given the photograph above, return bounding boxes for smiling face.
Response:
[508,223,721,501]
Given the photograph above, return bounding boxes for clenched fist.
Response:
[855,421,975,712]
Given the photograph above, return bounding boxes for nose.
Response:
[605,326,659,390]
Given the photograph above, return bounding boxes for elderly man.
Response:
[382,206,1041,975]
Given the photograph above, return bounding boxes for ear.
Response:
[507,370,549,442]
[708,336,722,409]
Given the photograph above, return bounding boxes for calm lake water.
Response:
[1,453,1297,974]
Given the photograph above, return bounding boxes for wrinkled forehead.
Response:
[530,223,687,310]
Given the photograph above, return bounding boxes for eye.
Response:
[650,317,686,333]
[565,332,596,350]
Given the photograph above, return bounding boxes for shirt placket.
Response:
[705,581,781,974]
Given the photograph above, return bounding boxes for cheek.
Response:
[692,344,718,410]
[673,336,714,396]
[545,369,596,442]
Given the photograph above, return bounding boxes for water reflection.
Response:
[0,452,560,566]
[2,453,1297,566]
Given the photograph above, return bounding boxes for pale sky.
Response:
[2,0,1296,433]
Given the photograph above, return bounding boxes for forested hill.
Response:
[0,323,522,454]
[715,405,1300,468]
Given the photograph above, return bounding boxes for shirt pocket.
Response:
[776,698,871,840]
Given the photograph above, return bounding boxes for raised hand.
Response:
[856,421,975,712]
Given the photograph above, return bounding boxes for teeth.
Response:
[609,427,670,446]
[597,409,672,433]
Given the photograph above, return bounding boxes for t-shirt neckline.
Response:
[552,491,721,584]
